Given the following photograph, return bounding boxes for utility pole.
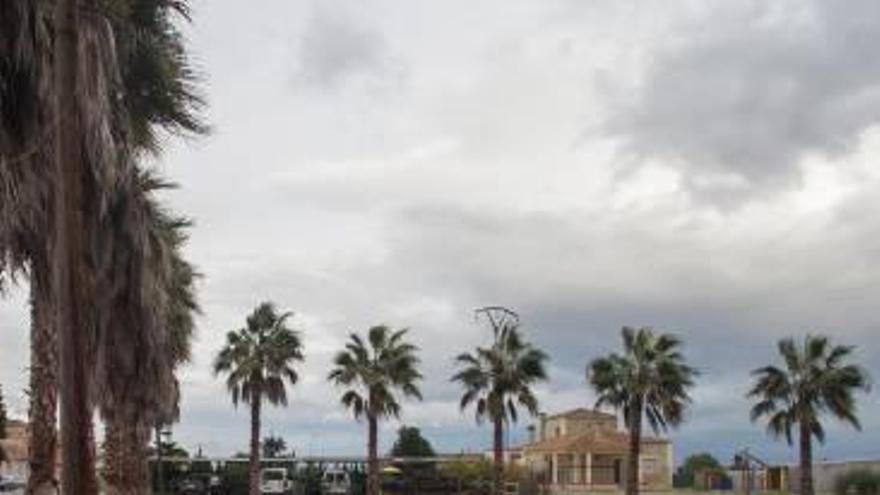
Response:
[54,0,97,492]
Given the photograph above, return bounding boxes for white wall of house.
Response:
[0,460,29,480]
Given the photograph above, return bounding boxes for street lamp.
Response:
[156,424,173,494]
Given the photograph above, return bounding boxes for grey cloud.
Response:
[601,0,880,200]
[377,203,880,461]
[293,5,405,92]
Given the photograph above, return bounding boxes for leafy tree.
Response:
[748,335,870,495]
[328,325,422,495]
[214,302,305,495]
[390,426,435,457]
[263,435,288,458]
[587,326,697,495]
[452,307,548,495]
[152,440,189,459]
[833,470,880,495]
[674,452,724,488]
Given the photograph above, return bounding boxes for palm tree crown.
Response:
[452,312,548,424]
[588,326,696,433]
[328,325,422,419]
[214,302,304,407]
[748,335,870,444]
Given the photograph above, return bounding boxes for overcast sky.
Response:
[3,0,880,466]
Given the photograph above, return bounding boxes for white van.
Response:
[321,469,351,495]
[260,468,292,494]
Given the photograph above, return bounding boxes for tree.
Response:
[101,187,201,495]
[214,302,305,495]
[587,326,697,495]
[1,0,204,491]
[262,435,288,459]
[0,383,7,439]
[0,384,6,467]
[748,335,870,495]
[675,452,724,488]
[390,426,435,458]
[452,307,548,495]
[328,325,423,495]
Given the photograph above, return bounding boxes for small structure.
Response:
[694,467,732,491]
[726,449,789,493]
[520,408,673,493]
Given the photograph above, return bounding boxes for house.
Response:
[0,419,31,480]
[520,408,673,493]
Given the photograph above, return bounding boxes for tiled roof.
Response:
[523,429,668,455]
[544,408,616,421]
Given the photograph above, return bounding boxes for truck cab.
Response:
[260,467,291,494]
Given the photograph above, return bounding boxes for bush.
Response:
[224,463,251,495]
[295,462,326,495]
[834,469,880,495]
[439,458,494,485]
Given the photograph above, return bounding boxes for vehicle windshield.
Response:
[263,471,285,481]
[324,472,346,483]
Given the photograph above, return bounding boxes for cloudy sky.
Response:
[3,0,880,466]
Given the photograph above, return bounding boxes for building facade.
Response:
[520,408,673,493]
[0,419,30,480]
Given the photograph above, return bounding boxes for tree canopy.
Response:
[748,335,870,445]
[214,302,305,408]
[452,308,548,425]
[262,435,288,458]
[390,426,435,457]
[674,452,724,488]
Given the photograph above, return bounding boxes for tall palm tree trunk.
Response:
[493,417,504,495]
[102,419,123,495]
[104,419,151,495]
[367,413,379,495]
[27,264,58,495]
[626,402,643,495]
[127,422,151,495]
[54,0,97,491]
[249,394,262,495]
[799,422,814,495]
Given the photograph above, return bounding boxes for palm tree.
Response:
[101,186,200,495]
[214,303,305,495]
[748,335,870,495]
[452,307,548,495]
[328,325,423,495]
[2,0,204,490]
[262,435,288,459]
[587,326,697,495]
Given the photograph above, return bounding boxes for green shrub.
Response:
[295,462,326,495]
[834,469,880,495]
[220,462,251,495]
